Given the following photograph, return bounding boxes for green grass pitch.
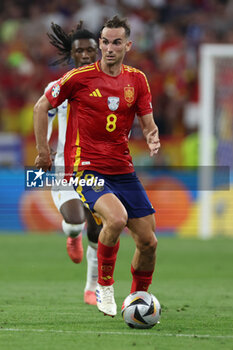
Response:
[0,233,232,350]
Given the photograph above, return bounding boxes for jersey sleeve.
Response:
[45,69,78,108]
[44,81,57,141]
[135,72,153,117]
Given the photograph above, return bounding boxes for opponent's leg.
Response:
[60,198,85,263]
[84,243,98,305]
[83,207,102,305]
[127,214,157,293]
[94,193,128,316]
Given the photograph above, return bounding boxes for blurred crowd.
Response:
[1,0,233,165]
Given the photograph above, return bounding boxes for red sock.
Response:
[130,265,154,293]
[97,240,120,286]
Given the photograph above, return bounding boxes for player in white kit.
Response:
[46,22,101,305]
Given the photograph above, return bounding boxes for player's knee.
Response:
[139,234,157,255]
[62,212,85,225]
[106,213,128,233]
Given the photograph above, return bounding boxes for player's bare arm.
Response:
[138,113,160,156]
[34,94,53,171]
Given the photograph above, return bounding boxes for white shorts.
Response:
[51,188,81,211]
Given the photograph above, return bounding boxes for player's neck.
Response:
[99,60,122,77]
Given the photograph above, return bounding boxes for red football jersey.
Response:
[45,61,153,174]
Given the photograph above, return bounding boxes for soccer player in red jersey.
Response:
[45,22,101,305]
[34,15,160,317]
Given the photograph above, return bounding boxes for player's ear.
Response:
[125,40,132,52]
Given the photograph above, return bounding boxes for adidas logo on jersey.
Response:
[89,89,102,97]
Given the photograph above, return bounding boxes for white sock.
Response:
[62,220,85,238]
[84,245,98,292]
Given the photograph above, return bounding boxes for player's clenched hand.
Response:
[146,128,160,157]
[35,152,52,172]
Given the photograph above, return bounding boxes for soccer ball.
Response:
[121,291,161,329]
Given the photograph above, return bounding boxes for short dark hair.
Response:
[47,21,97,66]
[101,15,130,38]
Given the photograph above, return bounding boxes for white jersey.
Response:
[45,80,68,170]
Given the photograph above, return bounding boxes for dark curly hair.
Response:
[47,21,97,66]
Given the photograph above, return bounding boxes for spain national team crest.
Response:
[124,87,134,103]
[107,97,120,111]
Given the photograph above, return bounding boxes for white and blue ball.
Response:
[121,291,161,329]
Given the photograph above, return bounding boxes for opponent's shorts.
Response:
[51,187,81,211]
[73,170,155,219]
